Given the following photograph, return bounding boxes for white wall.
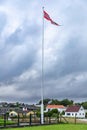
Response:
[65,112,85,118]
[46,108,66,113]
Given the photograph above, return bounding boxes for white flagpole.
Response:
[41,6,44,124]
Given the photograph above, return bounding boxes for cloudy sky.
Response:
[0,0,87,104]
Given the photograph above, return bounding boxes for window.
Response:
[48,109,50,111]
[67,113,70,115]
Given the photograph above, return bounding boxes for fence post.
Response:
[44,115,45,124]
[40,114,41,124]
[4,113,6,127]
[75,113,76,124]
[49,116,51,124]
[57,114,59,123]
[60,114,61,123]
[30,114,32,126]
[17,113,20,126]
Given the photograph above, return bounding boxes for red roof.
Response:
[66,106,81,112]
[46,105,65,109]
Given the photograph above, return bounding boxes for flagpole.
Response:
[41,6,44,124]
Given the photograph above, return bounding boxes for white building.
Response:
[45,105,66,113]
[65,105,85,118]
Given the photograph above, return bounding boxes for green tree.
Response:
[49,99,60,105]
[45,109,59,117]
[81,102,87,109]
[38,98,74,107]
[38,98,51,105]
[60,99,73,106]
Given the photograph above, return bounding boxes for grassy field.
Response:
[3,124,87,130]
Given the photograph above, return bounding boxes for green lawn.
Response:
[3,124,87,130]
[0,119,16,126]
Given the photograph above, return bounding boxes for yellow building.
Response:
[9,111,18,117]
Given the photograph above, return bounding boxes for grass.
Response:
[0,118,16,126]
[3,124,87,130]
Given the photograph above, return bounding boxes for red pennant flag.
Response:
[44,11,60,26]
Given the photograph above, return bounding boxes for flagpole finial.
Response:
[42,6,44,10]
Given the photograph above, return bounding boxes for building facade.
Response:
[65,105,85,118]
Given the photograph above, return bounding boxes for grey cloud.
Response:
[0,12,7,32]
[0,21,41,81]
[43,73,87,100]
[6,23,41,45]
[0,49,37,82]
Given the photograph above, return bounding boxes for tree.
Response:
[49,99,60,105]
[81,102,87,109]
[37,98,74,107]
[60,99,73,106]
[45,109,60,117]
[38,98,51,105]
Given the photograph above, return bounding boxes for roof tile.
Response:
[66,105,80,112]
[47,105,65,109]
